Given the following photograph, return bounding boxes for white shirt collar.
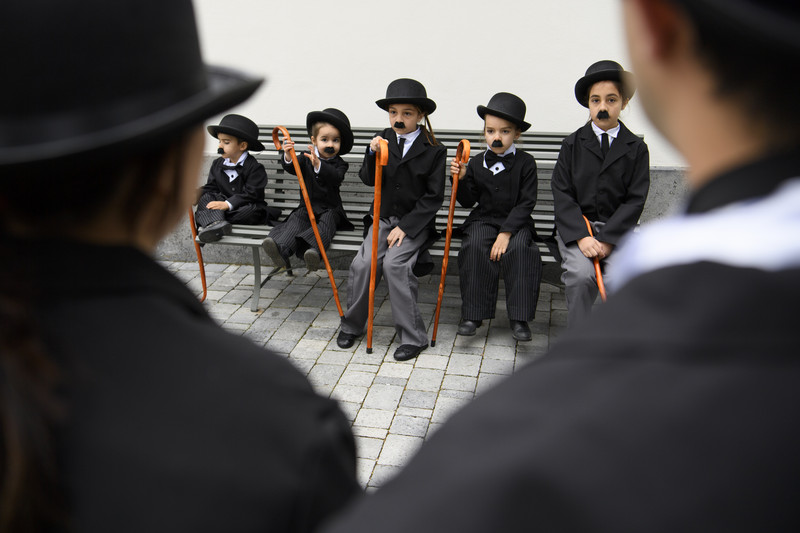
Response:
[397,127,422,143]
[591,121,621,142]
[223,151,248,167]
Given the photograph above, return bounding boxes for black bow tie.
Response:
[223,163,243,171]
[485,150,514,169]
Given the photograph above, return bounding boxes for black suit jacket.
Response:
[456,149,538,234]
[201,154,268,211]
[2,238,360,532]
[325,260,800,533]
[551,121,649,245]
[280,151,354,230]
[359,128,446,242]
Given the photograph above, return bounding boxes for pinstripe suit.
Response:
[267,152,353,259]
[455,148,542,321]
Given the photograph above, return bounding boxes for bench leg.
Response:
[251,246,261,312]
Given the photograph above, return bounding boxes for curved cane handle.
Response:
[272,125,291,151]
[455,139,471,166]
[375,138,389,166]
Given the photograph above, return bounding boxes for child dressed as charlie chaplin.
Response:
[262,108,355,271]
[337,78,446,361]
[450,92,542,342]
[195,114,278,242]
[551,60,650,327]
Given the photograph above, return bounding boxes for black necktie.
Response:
[601,133,609,159]
[397,136,406,158]
[485,150,514,169]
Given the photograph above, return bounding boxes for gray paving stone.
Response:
[356,458,376,488]
[481,358,515,375]
[389,415,429,438]
[400,389,438,410]
[369,464,402,488]
[355,436,384,460]
[377,362,414,380]
[396,406,433,419]
[354,408,394,430]
[331,384,369,404]
[377,434,424,467]
[407,367,445,392]
[441,374,477,393]
[362,383,404,411]
[432,395,471,424]
[339,369,376,388]
[352,426,388,440]
[306,363,345,388]
[414,353,449,370]
[446,353,483,377]
[263,339,297,356]
[289,339,329,360]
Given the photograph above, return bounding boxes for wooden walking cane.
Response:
[272,126,344,316]
[366,138,390,354]
[582,215,607,302]
[431,140,470,347]
[187,207,208,303]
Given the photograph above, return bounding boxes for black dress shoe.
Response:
[393,343,427,361]
[304,248,321,271]
[510,320,532,342]
[197,220,232,243]
[262,237,290,269]
[336,331,358,349]
[457,319,482,336]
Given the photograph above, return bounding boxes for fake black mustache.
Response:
[597,110,610,120]
[217,147,225,155]
[322,147,336,155]
[394,121,405,129]
[491,140,504,148]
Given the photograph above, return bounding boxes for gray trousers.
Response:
[340,216,428,347]
[556,221,613,328]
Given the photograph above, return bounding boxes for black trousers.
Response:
[267,208,340,259]
[195,191,268,227]
[457,221,542,322]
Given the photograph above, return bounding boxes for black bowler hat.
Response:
[208,114,266,152]
[375,78,437,115]
[0,0,264,166]
[669,0,800,51]
[306,108,354,155]
[574,60,636,108]
[477,92,531,132]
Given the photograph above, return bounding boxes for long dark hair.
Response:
[0,131,197,532]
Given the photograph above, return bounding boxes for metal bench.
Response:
[191,126,568,311]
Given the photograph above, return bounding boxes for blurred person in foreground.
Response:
[323,0,800,531]
[0,1,359,532]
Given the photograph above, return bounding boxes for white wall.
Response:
[194,0,685,168]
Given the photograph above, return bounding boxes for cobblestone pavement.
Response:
[163,260,567,490]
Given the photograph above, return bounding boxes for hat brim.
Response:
[476,106,531,132]
[2,66,264,166]
[375,97,437,115]
[574,70,636,108]
[207,123,266,152]
[306,111,354,156]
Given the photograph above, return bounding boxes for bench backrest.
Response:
[253,126,568,239]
